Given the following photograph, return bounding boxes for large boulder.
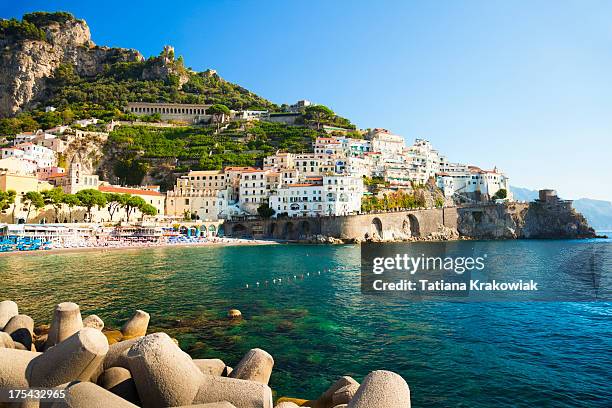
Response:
[98,366,140,405]
[3,314,35,350]
[83,315,104,331]
[50,381,139,408]
[193,358,226,376]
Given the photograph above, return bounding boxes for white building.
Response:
[239,169,270,213]
[269,175,363,217]
[369,129,405,158]
[436,166,511,201]
[2,143,56,169]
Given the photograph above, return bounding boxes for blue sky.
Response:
[3,1,611,200]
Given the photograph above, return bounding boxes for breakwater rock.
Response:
[0,300,412,407]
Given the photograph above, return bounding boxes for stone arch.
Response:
[371,217,383,239]
[408,214,420,237]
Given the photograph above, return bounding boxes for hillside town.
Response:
[0,101,512,231]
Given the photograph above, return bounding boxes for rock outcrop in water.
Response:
[457,198,597,240]
[0,14,143,116]
[0,300,412,407]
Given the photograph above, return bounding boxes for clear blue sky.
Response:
[3,1,611,200]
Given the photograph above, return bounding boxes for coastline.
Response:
[0,238,279,257]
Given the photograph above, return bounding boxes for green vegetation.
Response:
[107,121,321,184]
[303,105,355,130]
[361,191,425,212]
[493,188,508,200]
[75,189,107,222]
[0,12,78,43]
[22,191,45,222]
[257,204,275,218]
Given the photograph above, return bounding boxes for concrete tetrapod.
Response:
[98,366,141,405]
[308,376,358,408]
[228,348,274,385]
[46,302,83,349]
[0,330,16,348]
[193,359,227,376]
[3,314,35,350]
[28,328,109,388]
[121,310,150,339]
[171,404,237,408]
[103,337,141,370]
[0,300,18,330]
[126,332,204,408]
[192,374,273,408]
[347,370,411,408]
[0,348,41,388]
[82,315,104,331]
[50,381,139,408]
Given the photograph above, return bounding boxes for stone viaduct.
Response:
[224,207,459,241]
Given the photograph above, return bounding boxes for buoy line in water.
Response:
[243,265,355,289]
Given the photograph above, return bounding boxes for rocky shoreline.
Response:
[0,300,412,407]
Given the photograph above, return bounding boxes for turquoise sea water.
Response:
[1,238,611,407]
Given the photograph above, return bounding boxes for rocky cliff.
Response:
[0,14,143,116]
[457,201,597,239]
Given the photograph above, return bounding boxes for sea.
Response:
[1,236,610,407]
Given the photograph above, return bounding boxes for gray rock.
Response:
[332,383,360,406]
[0,348,40,388]
[347,370,410,408]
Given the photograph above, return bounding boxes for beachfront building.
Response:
[0,164,53,223]
[269,174,363,217]
[369,129,405,158]
[239,169,270,213]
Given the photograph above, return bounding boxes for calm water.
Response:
[1,238,611,407]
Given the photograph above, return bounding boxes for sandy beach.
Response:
[0,238,279,257]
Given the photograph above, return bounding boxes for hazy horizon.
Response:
[2,0,611,201]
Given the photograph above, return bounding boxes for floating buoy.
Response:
[227,309,242,319]
[246,284,249,288]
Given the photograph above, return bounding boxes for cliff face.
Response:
[457,202,596,239]
[0,18,143,116]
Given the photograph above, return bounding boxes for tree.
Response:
[61,194,80,223]
[206,104,231,131]
[75,189,107,222]
[22,191,45,223]
[122,195,147,222]
[42,187,65,222]
[257,204,275,218]
[139,203,158,220]
[304,105,334,130]
[105,193,127,222]
[493,189,508,200]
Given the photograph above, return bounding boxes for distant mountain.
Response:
[510,186,539,202]
[511,186,612,231]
